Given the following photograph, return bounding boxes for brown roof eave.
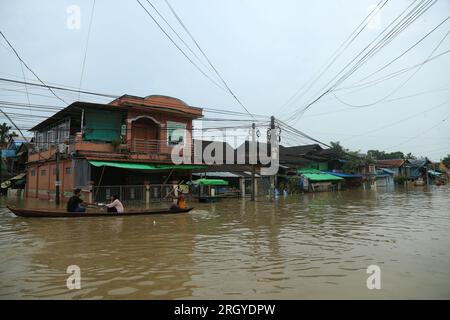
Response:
[29,101,128,132]
[120,102,203,119]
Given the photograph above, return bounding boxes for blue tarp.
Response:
[380,168,395,175]
[428,170,442,176]
[1,150,16,157]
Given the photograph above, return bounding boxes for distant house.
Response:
[1,137,31,194]
[297,168,344,192]
[403,158,432,181]
[374,159,408,176]
[26,95,205,202]
[326,171,363,188]
[279,144,328,170]
[375,168,395,189]
[193,139,236,164]
[5,137,31,174]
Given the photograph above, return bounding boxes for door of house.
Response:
[132,118,158,153]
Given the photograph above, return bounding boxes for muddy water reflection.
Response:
[0,187,449,299]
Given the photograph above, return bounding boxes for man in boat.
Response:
[104,195,124,213]
[170,193,186,210]
[66,188,91,213]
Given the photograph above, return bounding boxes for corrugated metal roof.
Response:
[297,168,344,181]
[192,172,241,178]
[325,171,362,178]
[375,159,405,167]
[380,168,395,174]
[297,168,322,174]
[405,158,432,167]
[302,173,344,182]
[193,179,229,186]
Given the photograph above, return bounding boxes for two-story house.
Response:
[26,94,204,202]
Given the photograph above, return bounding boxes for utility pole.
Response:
[270,116,276,200]
[0,150,2,195]
[251,122,256,201]
[55,128,60,205]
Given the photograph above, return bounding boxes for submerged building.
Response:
[25,95,205,202]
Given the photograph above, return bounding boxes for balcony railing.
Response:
[128,138,159,153]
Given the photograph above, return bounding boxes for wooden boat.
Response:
[6,205,193,218]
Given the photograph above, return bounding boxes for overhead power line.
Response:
[340,99,450,142]
[278,0,390,114]
[0,30,67,104]
[282,0,439,123]
[384,113,450,150]
[135,0,227,92]
[162,0,256,120]
[78,0,96,100]
[332,24,450,108]
[0,77,118,99]
[346,15,450,87]
[335,49,450,93]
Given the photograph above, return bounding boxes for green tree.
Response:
[0,123,16,147]
[443,154,450,168]
[386,151,404,159]
[329,141,348,159]
[367,149,385,159]
[330,141,372,173]
[367,149,405,160]
[405,152,416,160]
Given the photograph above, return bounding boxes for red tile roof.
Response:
[375,159,405,167]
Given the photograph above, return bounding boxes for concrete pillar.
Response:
[88,180,94,203]
[75,132,83,143]
[240,178,245,198]
[270,175,275,197]
[126,120,133,145]
[144,181,150,208]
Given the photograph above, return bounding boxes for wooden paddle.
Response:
[164,180,185,199]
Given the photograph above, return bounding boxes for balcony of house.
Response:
[73,114,193,163]
[27,98,199,164]
[73,136,181,163]
[29,135,194,164]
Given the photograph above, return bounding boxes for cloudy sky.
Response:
[0,0,449,160]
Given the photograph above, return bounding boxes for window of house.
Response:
[48,130,55,145]
[66,167,72,175]
[36,132,46,151]
[167,121,186,146]
[30,169,36,176]
[40,170,47,176]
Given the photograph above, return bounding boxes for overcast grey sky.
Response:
[0,0,449,160]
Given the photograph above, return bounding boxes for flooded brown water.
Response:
[0,187,449,299]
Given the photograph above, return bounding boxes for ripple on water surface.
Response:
[0,187,449,299]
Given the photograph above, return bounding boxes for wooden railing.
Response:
[128,138,159,153]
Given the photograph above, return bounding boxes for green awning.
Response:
[193,178,229,186]
[301,173,344,182]
[297,168,344,181]
[297,168,323,174]
[89,160,207,171]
